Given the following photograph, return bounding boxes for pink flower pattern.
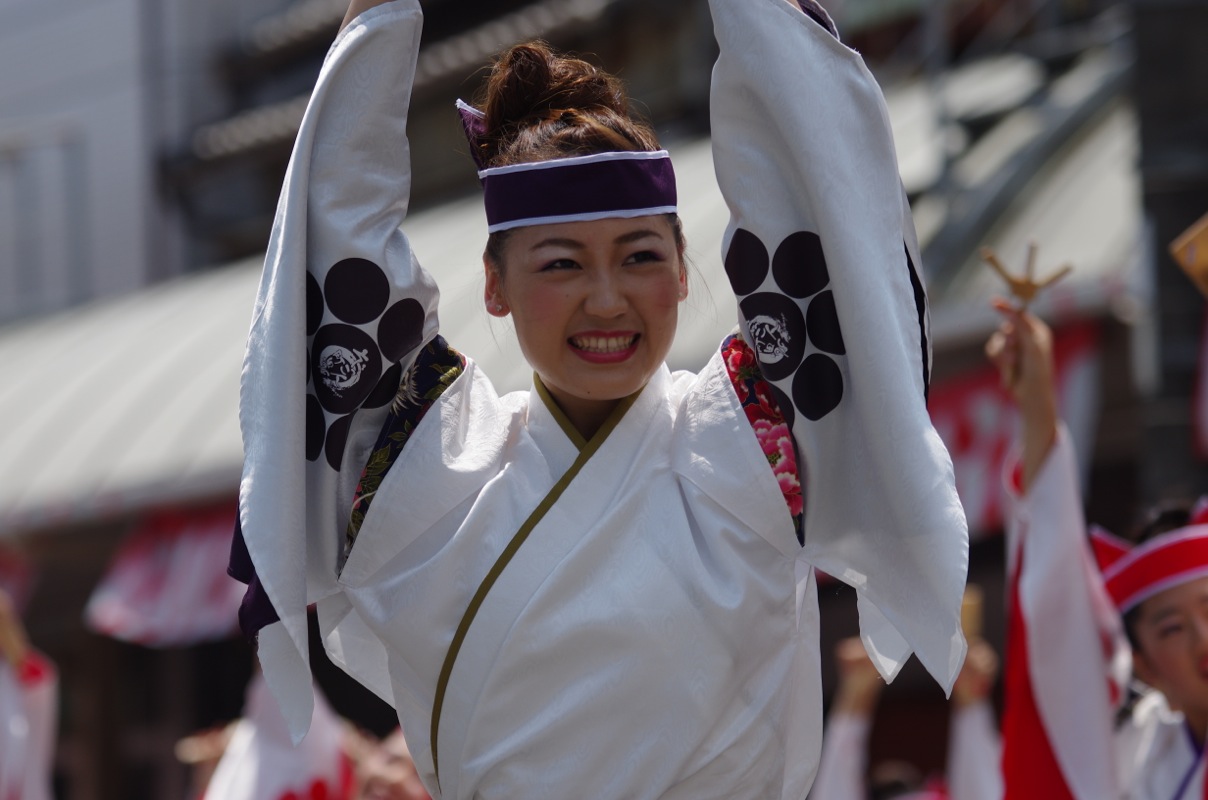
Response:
[721,334,805,536]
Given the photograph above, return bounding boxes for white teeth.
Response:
[572,335,636,353]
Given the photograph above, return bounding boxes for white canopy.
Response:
[0,100,1141,535]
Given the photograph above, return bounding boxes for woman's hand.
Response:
[984,299,1059,491]
[832,637,885,716]
[342,0,396,31]
[952,638,999,708]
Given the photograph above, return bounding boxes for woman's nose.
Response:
[582,271,627,318]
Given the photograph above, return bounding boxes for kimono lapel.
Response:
[432,372,661,799]
[672,349,800,561]
[337,359,511,589]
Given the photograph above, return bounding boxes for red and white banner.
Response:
[928,323,1102,538]
[85,504,244,646]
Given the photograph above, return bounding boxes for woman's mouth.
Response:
[568,333,640,363]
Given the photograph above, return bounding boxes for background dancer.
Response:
[989,299,1208,798]
[0,587,57,800]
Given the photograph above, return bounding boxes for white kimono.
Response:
[236,1,968,798]
[1004,427,1206,799]
[204,673,352,800]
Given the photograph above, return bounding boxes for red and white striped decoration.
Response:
[929,322,1101,538]
[85,504,244,646]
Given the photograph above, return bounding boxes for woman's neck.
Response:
[550,392,621,441]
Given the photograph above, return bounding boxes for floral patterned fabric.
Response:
[340,332,802,561]
[721,332,805,542]
[344,336,465,559]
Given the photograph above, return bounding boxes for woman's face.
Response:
[485,215,686,431]
[1132,575,1208,734]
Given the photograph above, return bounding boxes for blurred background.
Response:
[1,0,1206,796]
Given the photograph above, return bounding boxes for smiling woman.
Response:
[486,216,686,437]
[231,1,970,798]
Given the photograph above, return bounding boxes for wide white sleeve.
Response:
[809,711,870,800]
[1001,425,1127,800]
[707,0,967,693]
[946,701,1002,800]
[237,0,441,742]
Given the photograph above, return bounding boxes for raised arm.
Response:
[708,0,967,693]
[988,304,1125,800]
[235,0,441,741]
[0,589,58,800]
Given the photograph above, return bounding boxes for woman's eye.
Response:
[541,259,579,271]
[1158,623,1185,639]
[624,250,662,265]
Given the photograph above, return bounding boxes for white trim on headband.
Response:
[486,205,680,234]
[1117,564,1208,613]
[478,149,673,180]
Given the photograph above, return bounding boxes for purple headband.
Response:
[456,100,678,234]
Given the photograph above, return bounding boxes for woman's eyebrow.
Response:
[529,229,664,251]
[615,229,663,244]
[530,237,583,251]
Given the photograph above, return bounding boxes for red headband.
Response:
[1091,500,1208,612]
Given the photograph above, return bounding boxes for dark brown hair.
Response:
[474,41,683,269]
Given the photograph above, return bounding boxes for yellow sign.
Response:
[1170,210,1208,298]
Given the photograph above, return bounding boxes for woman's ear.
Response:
[677,260,689,301]
[484,256,510,317]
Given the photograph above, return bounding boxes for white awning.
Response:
[0,106,1142,535]
[0,138,736,534]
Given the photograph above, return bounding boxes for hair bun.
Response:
[476,41,658,167]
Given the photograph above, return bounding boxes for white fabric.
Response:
[0,659,57,800]
[329,357,824,800]
[809,711,870,800]
[204,673,349,800]
[237,0,437,733]
[237,0,968,796]
[1116,692,1204,800]
[709,0,967,689]
[946,701,1003,800]
[1005,427,1204,799]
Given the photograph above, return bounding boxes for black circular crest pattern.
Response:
[725,228,770,296]
[772,231,829,299]
[730,230,846,422]
[324,413,355,471]
[379,299,427,362]
[739,293,807,382]
[311,324,383,415]
[306,273,324,336]
[364,363,404,409]
[793,354,844,421]
[306,394,325,462]
[806,291,845,355]
[325,258,390,325]
[304,259,427,465]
